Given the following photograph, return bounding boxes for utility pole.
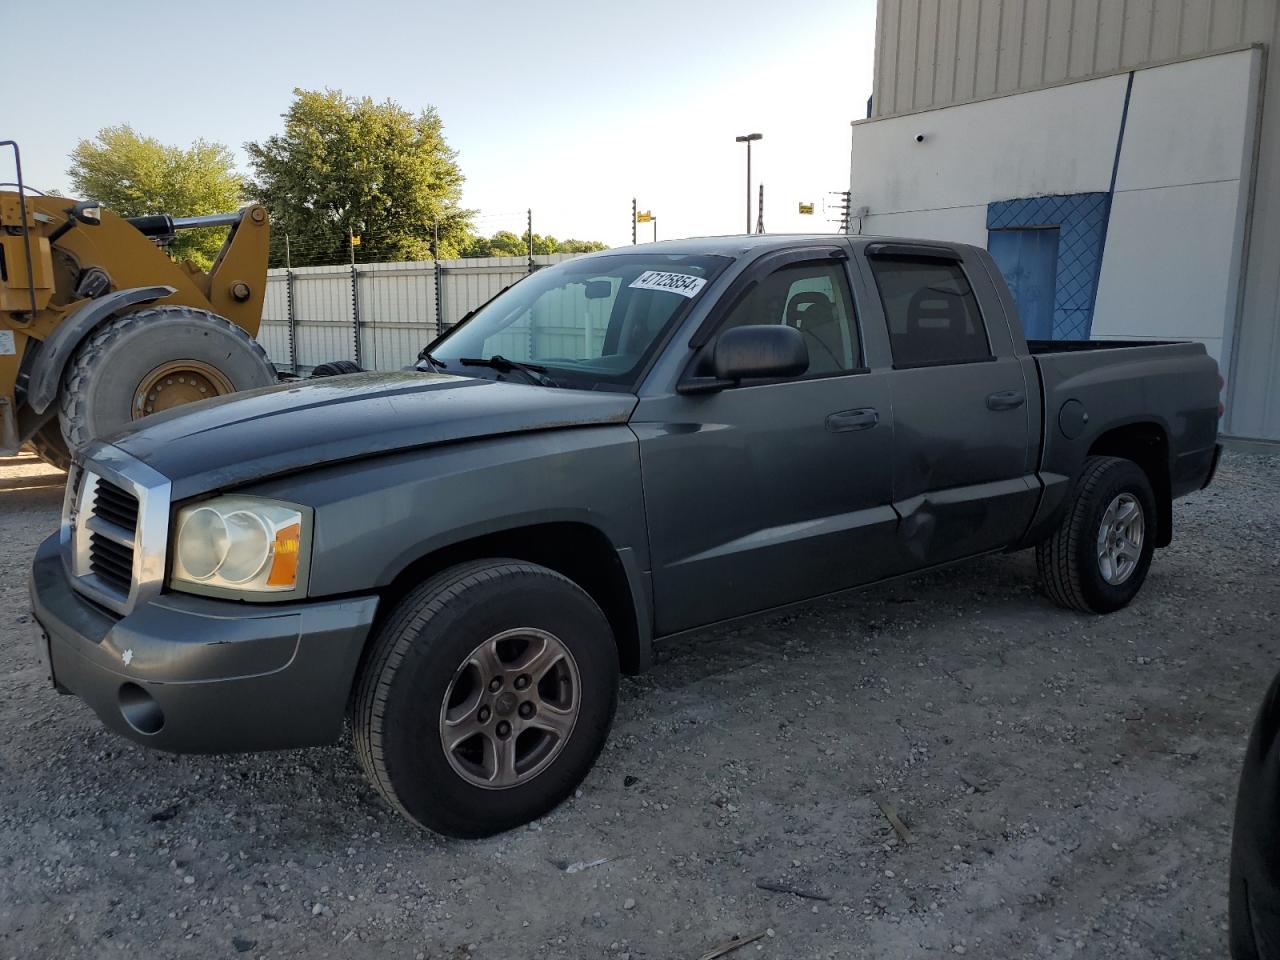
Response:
[756,184,765,234]
[734,133,763,234]
[631,197,637,245]
[284,233,291,270]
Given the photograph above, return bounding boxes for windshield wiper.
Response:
[459,355,559,387]
[415,348,448,371]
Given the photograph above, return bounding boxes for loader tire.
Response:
[24,423,72,471]
[311,359,362,377]
[58,306,276,453]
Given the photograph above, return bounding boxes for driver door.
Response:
[631,248,898,635]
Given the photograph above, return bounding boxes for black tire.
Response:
[24,422,72,471]
[58,306,276,453]
[310,360,362,377]
[1035,455,1157,614]
[352,559,619,837]
[1229,669,1280,960]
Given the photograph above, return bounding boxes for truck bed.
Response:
[1029,336,1220,521]
[1026,338,1179,354]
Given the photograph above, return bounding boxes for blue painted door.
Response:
[988,227,1059,340]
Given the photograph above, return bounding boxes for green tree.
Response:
[555,238,610,253]
[458,230,610,258]
[246,88,473,267]
[459,230,524,258]
[67,125,245,270]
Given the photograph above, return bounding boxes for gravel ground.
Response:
[1,449,1277,960]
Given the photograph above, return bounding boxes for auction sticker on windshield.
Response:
[628,271,707,298]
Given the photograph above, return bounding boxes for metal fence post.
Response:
[285,269,298,374]
[433,220,444,336]
[350,263,362,367]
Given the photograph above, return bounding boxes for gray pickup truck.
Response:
[29,234,1222,837]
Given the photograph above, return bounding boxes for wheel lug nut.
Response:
[518,702,534,719]
[514,674,530,690]
[478,706,490,723]
[488,677,502,692]
[496,721,511,738]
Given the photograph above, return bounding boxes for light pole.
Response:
[735,133,762,234]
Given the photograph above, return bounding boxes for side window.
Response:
[718,262,861,375]
[869,256,991,367]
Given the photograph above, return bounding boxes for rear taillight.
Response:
[1217,372,1225,419]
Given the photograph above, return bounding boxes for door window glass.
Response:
[718,261,861,375]
[869,256,991,367]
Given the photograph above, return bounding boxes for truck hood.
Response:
[109,372,638,499]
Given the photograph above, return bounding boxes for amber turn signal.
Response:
[267,522,302,588]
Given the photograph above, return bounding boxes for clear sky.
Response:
[4,0,876,250]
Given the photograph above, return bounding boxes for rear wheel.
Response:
[1036,455,1157,613]
[352,559,618,837]
[58,305,276,453]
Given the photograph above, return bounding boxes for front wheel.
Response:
[1036,455,1157,614]
[352,559,619,837]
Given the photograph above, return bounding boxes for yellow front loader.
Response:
[1,140,276,468]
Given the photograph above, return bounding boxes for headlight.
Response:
[170,496,310,598]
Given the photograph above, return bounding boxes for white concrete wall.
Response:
[849,47,1260,370]
[1090,48,1261,366]
[850,73,1128,245]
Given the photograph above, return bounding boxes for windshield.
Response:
[429,252,731,389]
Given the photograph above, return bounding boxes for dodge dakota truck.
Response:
[29,234,1223,837]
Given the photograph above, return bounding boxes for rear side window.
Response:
[869,256,991,367]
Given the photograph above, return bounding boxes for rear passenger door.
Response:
[862,244,1039,568]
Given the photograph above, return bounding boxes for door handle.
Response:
[986,390,1026,411]
[826,408,879,432]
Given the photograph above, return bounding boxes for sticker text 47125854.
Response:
[627,271,707,299]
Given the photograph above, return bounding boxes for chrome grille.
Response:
[62,444,172,616]
[88,529,135,593]
[91,478,139,531]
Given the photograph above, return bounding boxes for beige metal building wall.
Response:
[869,0,1280,441]
[871,0,1274,118]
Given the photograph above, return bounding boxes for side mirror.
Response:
[713,324,808,381]
[679,325,809,394]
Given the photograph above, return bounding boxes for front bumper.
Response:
[29,534,378,754]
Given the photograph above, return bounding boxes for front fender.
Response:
[27,285,175,414]
[237,426,651,596]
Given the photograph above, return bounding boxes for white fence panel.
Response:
[256,252,586,373]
